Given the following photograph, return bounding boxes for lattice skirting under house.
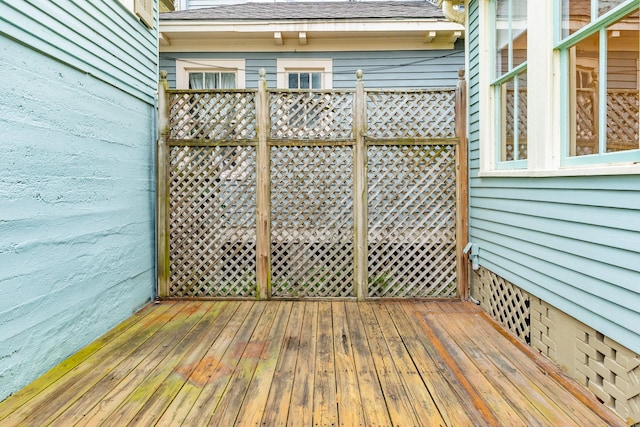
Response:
[471,267,640,426]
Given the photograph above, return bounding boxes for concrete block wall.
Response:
[0,34,156,401]
[472,267,640,425]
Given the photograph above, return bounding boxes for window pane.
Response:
[501,74,528,161]
[562,0,591,39]
[495,0,510,77]
[188,72,204,89]
[516,71,528,160]
[571,32,600,156]
[311,72,322,89]
[204,72,217,89]
[511,0,527,69]
[605,10,639,152]
[220,73,236,89]
[300,73,310,89]
[598,0,626,16]
[495,0,527,77]
[288,73,299,89]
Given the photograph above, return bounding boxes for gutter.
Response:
[432,0,465,25]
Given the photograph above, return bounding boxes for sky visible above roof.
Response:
[160,1,445,21]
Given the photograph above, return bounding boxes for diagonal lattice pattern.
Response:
[606,89,639,150]
[481,269,531,344]
[270,91,354,140]
[169,146,256,297]
[366,90,457,139]
[270,146,354,298]
[368,145,457,297]
[168,92,257,141]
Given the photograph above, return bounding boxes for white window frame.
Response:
[276,59,333,89]
[478,0,640,177]
[175,59,246,89]
[556,0,640,167]
[490,0,528,170]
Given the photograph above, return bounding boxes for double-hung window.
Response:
[276,59,333,89]
[491,0,528,168]
[175,59,246,89]
[557,0,639,165]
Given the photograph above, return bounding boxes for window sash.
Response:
[556,0,639,165]
[491,0,529,167]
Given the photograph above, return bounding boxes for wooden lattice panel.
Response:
[169,146,256,297]
[269,91,354,140]
[606,89,639,150]
[481,269,531,344]
[270,146,354,298]
[366,90,456,140]
[367,145,457,297]
[168,91,257,141]
[575,89,598,156]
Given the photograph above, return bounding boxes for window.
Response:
[175,59,246,89]
[188,71,235,89]
[491,0,528,167]
[276,59,333,89]
[288,72,322,90]
[558,1,639,164]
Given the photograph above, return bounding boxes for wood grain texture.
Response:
[0,300,624,426]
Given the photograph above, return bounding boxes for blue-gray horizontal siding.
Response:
[0,6,157,401]
[160,45,465,89]
[0,0,158,103]
[466,0,640,354]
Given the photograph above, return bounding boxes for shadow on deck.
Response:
[0,300,625,426]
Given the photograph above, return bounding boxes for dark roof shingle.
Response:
[160,1,444,21]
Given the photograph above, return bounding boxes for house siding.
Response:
[0,0,157,103]
[467,0,640,354]
[0,2,157,401]
[160,46,465,89]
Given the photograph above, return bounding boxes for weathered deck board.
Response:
[0,300,625,427]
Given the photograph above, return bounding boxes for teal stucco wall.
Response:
[466,0,640,354]
[0,1,158,401]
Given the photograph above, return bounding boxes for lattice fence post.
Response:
[157,70,170,298]
[256,69,272,299]
[455,69,469,300]
[354,70,368,300]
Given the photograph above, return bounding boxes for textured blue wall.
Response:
[0,31,156,401]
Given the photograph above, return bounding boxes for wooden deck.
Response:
[0,300,624,426]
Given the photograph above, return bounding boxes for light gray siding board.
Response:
[471,217,639,281]
[471,197,640,232]
[159,48,465,89]
[471,209,640,254]
[471,187,640,209]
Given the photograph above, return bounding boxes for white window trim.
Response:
[175,59,246,89]
[276,59,333,89]
[478,0,640,177]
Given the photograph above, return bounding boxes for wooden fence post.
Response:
[455,68,470,301]
[256,69,271,300]
[354,70,368,301]
[157,71,170,298]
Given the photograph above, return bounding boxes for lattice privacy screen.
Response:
[162,85,461,299]
[169,146,257,297]
[368,145,458,297]
[168,92,257,141]
[270,91,353,140]
[270,146,354,298]
[366,90,456,139]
